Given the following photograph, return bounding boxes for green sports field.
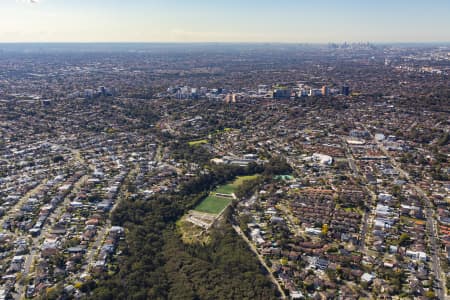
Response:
[194,175,261,214]
[188,139,208,146]
[233,174,260,186]
[215,184,235,195]
[194,195,231,214]
[214,175,260,195]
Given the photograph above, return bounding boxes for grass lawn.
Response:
[215,184,236,195]
[194,195,231,214]
[401,216,426,225]
[188,139,208,146]
[233,174,260,186]
[177,217,211,245]
[214,175,260,195]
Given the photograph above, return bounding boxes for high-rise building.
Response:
[309,88,322,97]
[273,88,291,99]
[99,86,108,96]
[342,85,350,96]
[258,84,268,95]
[321,85,330,96]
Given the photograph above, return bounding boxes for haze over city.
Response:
[1,0,450,43]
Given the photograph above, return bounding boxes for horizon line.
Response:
[0,41,450,45]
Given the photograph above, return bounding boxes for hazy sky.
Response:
[1,0,450,43]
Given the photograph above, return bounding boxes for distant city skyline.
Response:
[1,0,450,43]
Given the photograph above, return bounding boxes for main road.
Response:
[341,137,377,254]
[232,224,287,299]
[365,126,447,300]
